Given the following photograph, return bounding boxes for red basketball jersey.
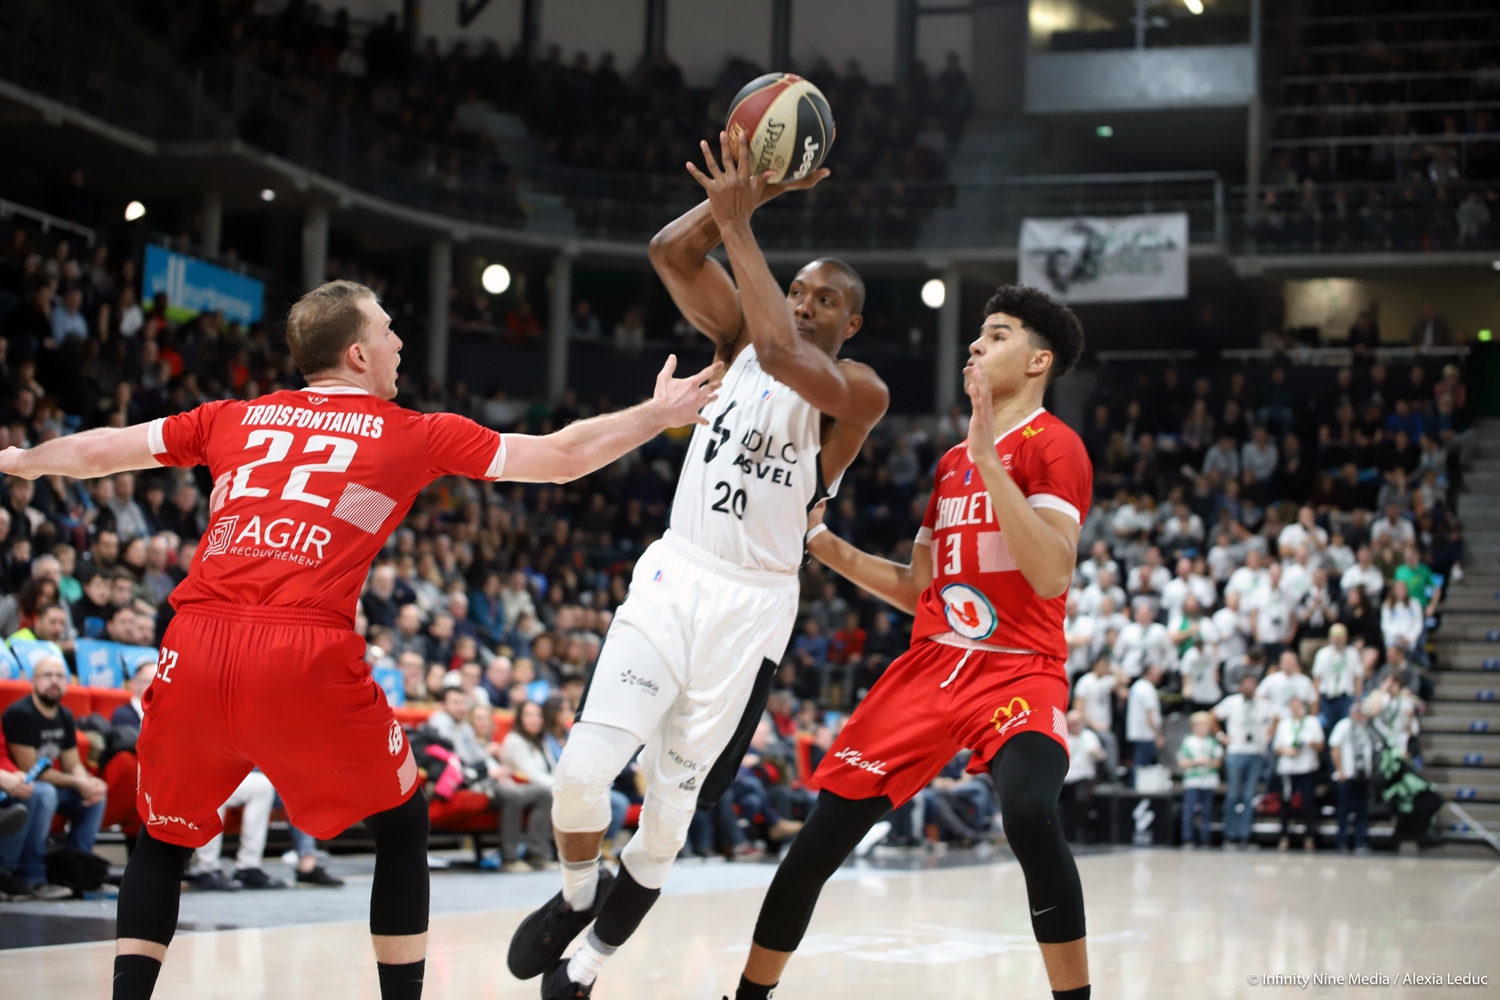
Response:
[148,386,504,623]
[911,408,1092,659]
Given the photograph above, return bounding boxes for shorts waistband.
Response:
[928,632,1042,656]
[174,600,352,630]
[659,531,800,588]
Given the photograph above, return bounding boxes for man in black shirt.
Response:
[0,655,107,894]
[72,570,115,640]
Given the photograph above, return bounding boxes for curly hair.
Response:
[980,284,1086,383]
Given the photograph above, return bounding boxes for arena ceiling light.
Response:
[1183,0,1204,12]
[123,200,146,222]
[921,278,946,310]
[260,188,277,202]
[482,263,512,295]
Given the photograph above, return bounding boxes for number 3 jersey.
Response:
[668,344,827,576]
[148,386,505,623]
[912,408,1093,660]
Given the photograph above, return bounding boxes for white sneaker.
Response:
[854,820,892,858]
[30,883,73,901]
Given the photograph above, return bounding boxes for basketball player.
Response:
[0,281,723,1000]
[506,133,888,999]
[728,285,1093,1000]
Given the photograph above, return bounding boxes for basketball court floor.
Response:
[1,847,1496,999]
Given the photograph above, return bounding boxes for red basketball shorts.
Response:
[135,602,419,846]
[816,639,1070,807]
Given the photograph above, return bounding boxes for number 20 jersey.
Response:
[668,344,826,576]
[148,386,505,623]
[911,407,1093,660]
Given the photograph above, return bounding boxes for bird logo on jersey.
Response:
[940,583,997,640]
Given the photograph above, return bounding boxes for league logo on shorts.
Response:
[203,516,238,558]
[387,720,404,756]
[940,582,997,641]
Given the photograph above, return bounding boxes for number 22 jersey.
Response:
[148,386,505,624]
[911,407,1092,660]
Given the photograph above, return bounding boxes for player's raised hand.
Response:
[651,354,725,427]
[963,363,997,468]
[686,131,772,230]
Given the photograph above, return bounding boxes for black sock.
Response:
[112,954,162,1000]
[1053,986,1091,1000]
[736,973,777,1000]
[592,865,662,948]
[376,959,425,1000]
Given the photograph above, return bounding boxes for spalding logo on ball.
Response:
[726,73,835,184]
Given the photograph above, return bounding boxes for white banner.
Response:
[1018,213,1188,303]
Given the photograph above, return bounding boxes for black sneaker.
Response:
[234,867,287,890]
[0,802,27,837]
[295,865,345,887]
[541,959,593,999]
[187,870,241,892]
[506,866,615,981]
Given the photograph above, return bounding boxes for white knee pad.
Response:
[619,793,696,890]
[551,722,640,834]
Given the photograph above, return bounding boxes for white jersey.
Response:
[668,344,828,575]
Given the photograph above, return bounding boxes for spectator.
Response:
[1340,546,1384,600]
[110,661,155,729]
[1177,712,1223,848]
[1214,673,1271,849]
[1327,700,1376,855]
[1060,709,1105,842]
[189,772,285,891]
[1407,302,1454,350]
[1125,663,1166,767]
[1380,580,1425,656]
[1272,696,1324,853]
[1311,624,1361,730]
[0,656,106,898]
[361,564,400,628]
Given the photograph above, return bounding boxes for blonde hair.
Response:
[285,280,376,377]
[1190,711,1213,727]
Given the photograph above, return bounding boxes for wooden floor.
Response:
[3,849,1498,999]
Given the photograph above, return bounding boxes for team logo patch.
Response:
[1022,424,1044,438]
[940,582,997,641]
[307,394,328,405]
[991,697,1033,737]
[761,388,773,400]
[203,516,238,557]
[652,569,663,582]
[387,720,404,756]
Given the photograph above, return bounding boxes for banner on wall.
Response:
[143,243,265,325]
[1018,213,1188,303]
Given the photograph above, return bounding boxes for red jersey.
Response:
[149,386,505,625]
[911,407,1092,659]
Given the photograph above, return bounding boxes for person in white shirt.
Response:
[1208,590,1251,677]
[1079,567,1127,618]
[1161,501,1205,553]
[1380,580,1425,658]
[495,700,559,872]
[1340,545,1384,601]
[1225,549,1270,607]
[1206,531,1238,584]
[1073,655,1123,779]
[1074,540,1119,590]
[1371,504,1416,551]
[1248,563,1298,664]
[1063,594,1097,681]
[1161,557,1217,621]
[1311,624,1361,730]
[1126,664,1166,767]
[1272,697,1324,852]
[1089,595,1130,646]
[1116,602,1176,679]
[1327,701,1376,853]
[1277,507,1327,561]
[1367,675,1422,758]
[1179,637,1222,711]
[1213,674,1273,847]
[1324,531,1356,576]
[1295,568,1338,651]
[1256,650,1319,725]
[1168,594,1207,655]
[1060,710,1106,842]
[1177,712,1224,847]
[1127,547,1172,607]
[1279,546,1314,605]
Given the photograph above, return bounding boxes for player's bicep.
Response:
[497,434,573,484]
[1035,507,1081,556]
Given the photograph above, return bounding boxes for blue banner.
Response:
[143,243,264,325]
[373,666,406,707]
[75,639,124,689]
[7,639,66,680]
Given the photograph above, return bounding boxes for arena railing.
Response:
[0,197,98,247]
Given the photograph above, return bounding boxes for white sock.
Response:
[566,931,617,986]
[560,855,601,911]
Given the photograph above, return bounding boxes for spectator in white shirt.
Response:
[1127,547,1172,605]
[1257,650,1319,724]
[1214,674,1273,847]
[1063,594,1096,680]
[1367,674,1422,758]
[1277,507,1327,560]
[1207,531,1238,584]
[1060,710,1106,842]
[1279,546,1314,604]
[1324,531,1355,576]
[1126,664,1166,767]
[1160,501,1205,554]
[1208,590,1252,678]
[1225,549,1270,607]
[1311,624,1361,730]
[1327,701,1377,854]
[1161,557,1217,620]
[1380,580,1425,657]
[1075,540,1119,589]
[1241,426,1279,484]
[1179,636,1222,711]
[1202,436,1241,480]
[1371,504,1415,551]
[1079,567,1127,618]
[1340,545,1384,600]
[1116,602,1175,679]
[1073,655,1123,779]
[1272,697,1324,852]
[1249,563,1298,664]
[1177,712,1224,848]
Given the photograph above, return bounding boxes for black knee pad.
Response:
[991,733,1087,944]
[116,830,194,946]
[365,790,431,937]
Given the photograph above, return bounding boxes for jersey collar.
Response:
[993,406,1047,444]
[301,385,371,396]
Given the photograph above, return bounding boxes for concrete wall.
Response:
[421,0,524,49]
[1282,274,1500,345]
[791,0,897,82]
[1025,45,1256,113]
[917,9,972,74]
[665,0,774,84]
[541,0,646,67]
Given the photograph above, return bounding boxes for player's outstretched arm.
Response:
[963,367,1079,600]
[689,132,888,427]
[804,500,932,616]
[501,355,723,484]
[649,150,828,347]
[0,424,162,481]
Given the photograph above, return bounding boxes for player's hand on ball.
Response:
[653,354,725,427]
[761,166,832,204]
[687,131,772,229]
[963,363,996,467]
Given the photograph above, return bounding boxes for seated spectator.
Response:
[0,656,106,899]
[1272,696,1324,853]
[919,751,995,845]
[1380,580,1425,658]
[111,661,155,730]
[188,771,285,891]
[1340,545,1384,600]
[1371,504,1415,550]
[1177,712,1223,848]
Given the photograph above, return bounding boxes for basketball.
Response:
[725,72,835,184]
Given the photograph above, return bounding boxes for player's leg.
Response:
[113,830,197,1000]
[361,790,432,1000]
[735,790,895,1000]
[990,732,1090,996]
